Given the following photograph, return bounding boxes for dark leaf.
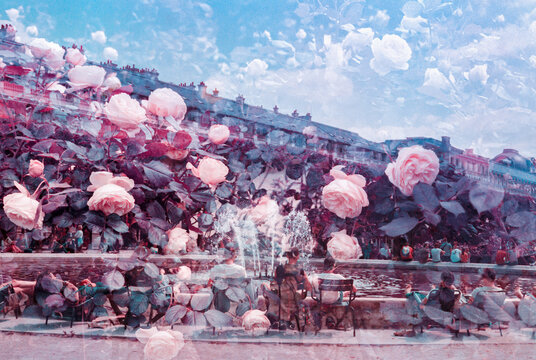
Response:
[147,201,166,220]
[129,292,149,316]
[236,301,252,317]
[412,183,439,211]
[107,215,129,233]
[87,144,105,161]
[165,305,187,325]
[423,210,441,226]
[204,309,233,328]
[111,288,130,307]
[306,169,325,189]
[198,213,213,228]
[501,199,519,217]
[65,141,87,157]
[102,270,125,291]
[225,287,246,302]
[469,184,504,213]
[172,130,192,149]
[148,224,166,247]
[53,212,73,228]
[143,160,173,187]
[379,217,419,237]
[286,163,304,180]
[213,291,231,313]
[144,263,160,278]
[440,201,465,216]
[506,211,536,228]
[374,198,394,215]
[184,310,207,327]
[190,190,214,203]
[34,124,56,139]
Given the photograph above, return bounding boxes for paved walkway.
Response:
[0,317,535,360]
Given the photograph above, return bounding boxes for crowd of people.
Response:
[370,237,536,266]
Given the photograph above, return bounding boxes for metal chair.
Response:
[311,278,357,336]
[460,290,509,336]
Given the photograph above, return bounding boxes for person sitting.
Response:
[379,242,391,260]
[209,243,247,280]
[450,242,462,263]
[310,257,345,304]
[495,247,507,265]
[515,284,536,301]
[400,240,413,262]
[396,271,460,336]
[460,246,470,263]
[440,238,452,262]
[430,242,444,263]
[468,268,502,306]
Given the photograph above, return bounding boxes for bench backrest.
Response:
[319,278,354,292]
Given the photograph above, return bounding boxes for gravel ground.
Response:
[1,331,536,360]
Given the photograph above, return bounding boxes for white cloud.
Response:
[296,29,306,40]
[369,10,390,27]
[467,64,489,85]
[91,30,107,44]
[342,28,374,53]
[422,68,450,90]
[198,3,213,18]
[370,34,412,75]
[496,14,505,23]
[5,8,20,22]
[530,55,536,67]
[420,68,451,99]
[103,46,118,60]
[26,25,38,36]
[245,58,268,77]
[398,16,428,34]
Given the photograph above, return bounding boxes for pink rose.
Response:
[145,88,187,120]
[242,310,271,336]
[136,328,185,360]
[165,227,191,255]
[28,159,44,177]
[68,65,106,91]
[176,266,192,281]
[65,48,86,66]
[326,230,362,261]
[186,157,228,188]
[105,93,147,131]
[29,38,65,70]
[208,124,230,145]
[249,196,279,224]
[385,145,439,196]
[103,75,121,91]
[322,166,369,218]
[166,148,189,161]
[87,172,135,216]
[3,183,44,230]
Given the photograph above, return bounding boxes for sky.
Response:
[1,0,536,159]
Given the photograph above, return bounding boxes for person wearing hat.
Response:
[209,242,247,279]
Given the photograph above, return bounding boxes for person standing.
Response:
[75,225,84,251]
